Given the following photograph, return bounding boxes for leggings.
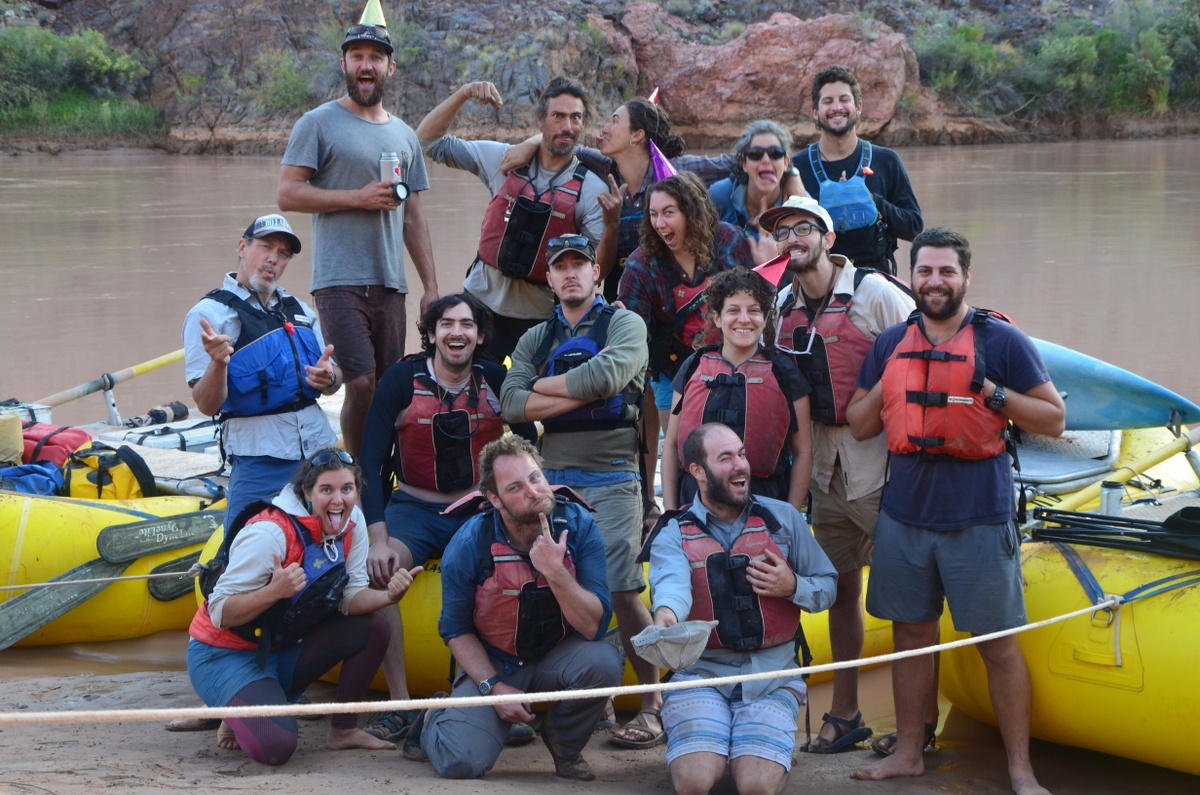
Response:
[224,611,390,765]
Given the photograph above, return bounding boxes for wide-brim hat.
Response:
[759,195,834,235]
[631,620,718,671]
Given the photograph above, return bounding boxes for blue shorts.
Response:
[865,509,1027,633]
[650,372,675,411]
[187,638,303,708]
[383,488,462,566]
[660,672,803,769]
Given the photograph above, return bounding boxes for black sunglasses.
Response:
[310,449,355,467]
[547,235,591,251]
[345,23,390,39]
[744,146,787,161]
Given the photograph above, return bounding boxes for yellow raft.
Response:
[0,490,222,648]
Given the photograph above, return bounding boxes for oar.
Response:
[147,551,203,602]
[95,510,222,563]
[0,558,129,650]
[36,349,184,408]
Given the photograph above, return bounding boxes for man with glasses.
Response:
[182,214,341,532]
[500,236,664,749]
[278,9,439,458]
[417,78,612,361]
[762,196,914,754]
[792,64,923,275]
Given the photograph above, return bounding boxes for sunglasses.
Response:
[310,449,355,467]
[744,146,787,162]
[547,235,592,251]
[770,220,825,242]
[345,23,390,39]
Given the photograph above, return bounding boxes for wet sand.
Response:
[1,634,1196,794]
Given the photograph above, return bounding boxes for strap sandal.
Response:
[363,708,418,742]
[803,710,873,754]
[870,722,937,757]
[608,708,666,749]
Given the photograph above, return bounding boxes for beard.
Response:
[545,131,578,158]
[816,107,859,138]
[496,489,555,526]
[344,68,388,107]
[700,461,751,512]
[785,242,822,276]
[915,284,967,320]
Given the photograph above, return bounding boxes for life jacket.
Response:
[529,304,640,433]
[776,266,904,426]
[673,345,794,480]
[647,261,716,377]
[21,422,92,467]
[881,308,1009,460]
[472,498,580,661]
[477,161,589,284]
[191,500,352,668]
[808,141,879,234]
[676,503,801,652]
[394,354,505,493]
[204,289,323,420]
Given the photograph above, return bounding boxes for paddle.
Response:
[95,510,222,563]
[35,349,185,409]
[147,551,203,602]
[0,558,129,650]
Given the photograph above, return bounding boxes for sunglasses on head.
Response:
[744,146,787,161]
[345,23,389,38]
[310,449,355,467]
[547,235,591,251]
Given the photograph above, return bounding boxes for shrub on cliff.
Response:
[0,26,146,110]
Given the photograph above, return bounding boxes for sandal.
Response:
[870,722,937,757]
[609,708,666,749]
[363,709,419,742]
[803,711,873,754]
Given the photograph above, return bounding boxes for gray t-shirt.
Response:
[282,101,430,293]
[422,136,607,320]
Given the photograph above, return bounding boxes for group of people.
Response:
[177,5,1063,795]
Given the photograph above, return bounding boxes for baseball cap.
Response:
[546,234,596,266]
[341,23,394,55]
[759,195,834,235]
[243,214,301,255]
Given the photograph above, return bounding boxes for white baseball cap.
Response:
[759,195,834,235]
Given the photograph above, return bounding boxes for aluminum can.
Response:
[380,152,401,183]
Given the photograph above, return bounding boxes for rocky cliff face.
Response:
[36,0,1136,152]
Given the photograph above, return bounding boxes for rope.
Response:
[0,595,1119,727]
[0,572,191,592]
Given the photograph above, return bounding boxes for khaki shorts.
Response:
[810,472,881,573]
[573,481,645,593]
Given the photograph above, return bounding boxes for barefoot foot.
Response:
[851,753,924,781]
[1012,770,1051,795]
[327,727,397,751]
[216,721,239,751]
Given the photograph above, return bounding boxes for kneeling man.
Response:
[647,423,837,795]
[415,435,622,780]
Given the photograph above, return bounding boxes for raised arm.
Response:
[415,81,503,142]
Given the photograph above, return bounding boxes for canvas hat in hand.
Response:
[631,620,719,671]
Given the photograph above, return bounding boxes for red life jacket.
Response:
[777,279,875,427]
[677,504,801,652]
[881,308,1008,460]
[674,346,793,480]
[472,511,579,662]
[395,355,505,493]
[477,162,588,284]
[646,261,720,376]
[21,422,92,466]
[190,504,356,653]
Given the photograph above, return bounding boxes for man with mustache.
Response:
[847,228,1063,794]
[762,195,915,754]
[417,78,613,360]
[791,65,923,275]
[409,434,622,781]
[277,12,439,458]
[646,422,836,795]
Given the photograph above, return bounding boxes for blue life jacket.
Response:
[204,289,323,420]
[807,141,879,233]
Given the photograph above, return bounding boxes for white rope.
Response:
[0,595,1119,727]
[0,572,192,592]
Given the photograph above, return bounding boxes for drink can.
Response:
[380,152,401,183]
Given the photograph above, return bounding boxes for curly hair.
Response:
[477,434,544,496]
[639,171,720,272]
[810,64,861,109]
[729,120,793,184]
[624,98,686,159]
[695,267,779,353]
[416,292,494,358]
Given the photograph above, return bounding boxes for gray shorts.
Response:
[573,481,644,593]
[865,510,1026,634]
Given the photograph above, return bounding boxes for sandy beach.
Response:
[1,633,1196,795]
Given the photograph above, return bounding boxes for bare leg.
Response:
[340,374,375,458]
[852,620,938,781]
[730,755,789,795]
[377,539,414,701]
[641,388,662,504]
[818,565,866,744]
[669,751,726,795]
[976,635,1050,795]
[611,590,662,735]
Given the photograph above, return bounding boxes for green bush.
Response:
[253,49,315,116]
[0,89,164,135]
[0,26,146,109]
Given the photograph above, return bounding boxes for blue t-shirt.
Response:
[856,311,1050,531]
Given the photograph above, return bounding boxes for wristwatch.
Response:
[985,384,1007,411]
[478,675,502,696]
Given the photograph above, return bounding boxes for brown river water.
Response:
[1,139,1199,792]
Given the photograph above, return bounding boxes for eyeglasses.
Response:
[770,220,824,242]
[310,449,355,467]
[744,146,787,162]
[547,235,591,251]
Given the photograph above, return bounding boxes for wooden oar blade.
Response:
[0,559,129,651]
[96,510,222,563]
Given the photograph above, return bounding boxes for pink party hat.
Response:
[752,253,790,289]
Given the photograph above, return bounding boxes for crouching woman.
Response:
[187,448,422,764]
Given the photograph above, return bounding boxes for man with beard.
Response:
[847,228,1063,795]
[761,195,915,754]
[277,9,439,458]
[791,65,923,275]
[646,422,836,795]
[409,435,623,781]
[417,78,613,360]
[355,293,536,743]
[500,236,662,750]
